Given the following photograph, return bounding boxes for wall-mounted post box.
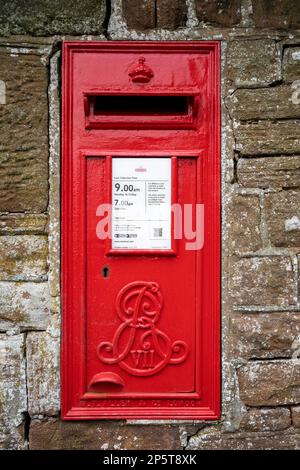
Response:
[62,41,220,420]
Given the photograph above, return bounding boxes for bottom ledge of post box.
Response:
[62,406,220,421]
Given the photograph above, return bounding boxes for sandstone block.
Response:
[29,420,185,450]
[187,427,300,450]
[264,191,300,247]
[283,47,300,82]
[0,47,48,212]
[0,282,50,332]
[240,408,291,432]
[122,1,156,30]
[230,256,295,307]
[252,0,300,30]
[227,86,300,121]
[236,121,300,156]
[0,235,48,281]
[0,0,106,36]
[237,156,300,189]
[226,40,280,88]
[0,334,26,449]
[237,360,300,406]
[156,0,187,29]
[231,313,300,359]
[0,214,48,235]
[27,330,60,416]
[228,194,261,254]
[292,406,300,428]
[195,0,241,26]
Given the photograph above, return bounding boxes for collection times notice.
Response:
[112,157,171,250]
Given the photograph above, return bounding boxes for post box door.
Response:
[87,155,196,394]
[62,41,220,420]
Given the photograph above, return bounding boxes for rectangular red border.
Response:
[61,41,220,420]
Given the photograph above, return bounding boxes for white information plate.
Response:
[112,157,171,250]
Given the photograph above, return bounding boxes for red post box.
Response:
[62,41,220,420]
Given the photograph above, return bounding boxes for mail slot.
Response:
[62,41,220,420]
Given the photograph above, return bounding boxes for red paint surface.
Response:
[62,41,220,420]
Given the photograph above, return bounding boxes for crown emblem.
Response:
[129,57,154,83]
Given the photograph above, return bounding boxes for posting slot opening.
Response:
[84,93,198,129]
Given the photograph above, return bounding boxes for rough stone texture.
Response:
[0,0,106,36]
[264,191,300,247]
[235,121,300,156]
[0,235,48,281]
[237,360,300,406]
[230,256,296,307]
[292,406,300,428]
[122,0,156,30]
[231,313,300,360]
[240,408,291,432]
[226,39,281,88]
[0,214,48,235]
[29,420,192,450]
[0,282,50,332]
[0,46,48,212]
[156,0,187,29]
[0,334,26,449]
[187,427,300,450]
[195,0,241,27]
[122,0,186,30]
[252,0,300,30]
[237,156,300,189]
[283,47,300,82]
[228,194,261,254]
[48,51,61,305]
[227,86,300,121]
[27,326,60,416]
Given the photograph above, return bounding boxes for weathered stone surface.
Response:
[292,406,300,428]
[231,313,300,359]
[0,214,48,235]
[187,427,300,450]
[230,256,295,307]
[195,0,241,26]
[237,156,300,189]
[0,47,48,212]
[27,328,60,416]
[227,86,300,121]
[252,0,300,30]
[236,121,300,156]
[123,0,156,30]
[0,235,48,281]
[226,40,280,88]
[48,51,61,302]
[0,334,26,449]
[0,0,106,36]
[123,0,186,30]
[228,195,261,254]
[237,360,300,406]
[0,282,49,332]
[283,47,300,82]
[156,0,187,29]
[29,420,187,450]
[240,408,291,432]
[264,191,300,247]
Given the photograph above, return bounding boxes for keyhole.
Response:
[102,266,109,278]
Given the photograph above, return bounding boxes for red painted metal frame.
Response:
[62,41,220,420]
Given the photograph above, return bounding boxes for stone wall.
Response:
[0,0,300,450]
